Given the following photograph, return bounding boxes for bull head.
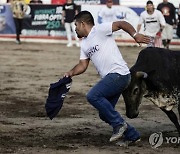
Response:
[122,71,147,119]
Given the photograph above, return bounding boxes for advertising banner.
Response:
[0,4,15,34]
[22,4,66,37]
[73,0,120,5]
[74,0,100,5]
[0,4,179,40]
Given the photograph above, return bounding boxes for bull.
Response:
[122,47,180,135]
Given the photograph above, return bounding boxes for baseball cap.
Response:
[146,0,153,5]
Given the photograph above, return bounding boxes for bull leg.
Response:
[160,108,180,136]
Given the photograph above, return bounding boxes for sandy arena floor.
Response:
[0,41,179,154]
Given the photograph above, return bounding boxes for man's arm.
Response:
[61,10,65,25]
[75,4,78,15]
[158,25,165,33]
[112,21,150,44]
[137,24,141,33]
[159,11,166,31]
[64,59,90,77]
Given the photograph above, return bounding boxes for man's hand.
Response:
[134,33,151,45]
[112,21,150,45]
[64,71,73,78]
[63,59,90,78]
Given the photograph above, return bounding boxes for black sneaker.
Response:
[109,122,128,142]
[116,137,141,147]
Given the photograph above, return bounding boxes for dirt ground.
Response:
[0,41,180,154]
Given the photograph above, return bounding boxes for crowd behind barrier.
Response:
[0,2,179,43]
[1,0,179,7]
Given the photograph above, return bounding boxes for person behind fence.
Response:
[61,0,80,47]
[10,0,28,44]
[64,11,150,146]
[98,0,123,24]
[157,0,177,49]
[137,0,165,47]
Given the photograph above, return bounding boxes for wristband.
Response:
[132,32,138,38]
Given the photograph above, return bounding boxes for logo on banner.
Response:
[0,5,6,14]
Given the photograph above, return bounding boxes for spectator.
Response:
[62,0,79,47]
[157,0,177,49]
[0,15,14,34]
[98,0,123,24]
[30,0,43,4]
[10,0,28,44]
[176,4,180,38]
[137,0,166,47]
[64,11,150,145]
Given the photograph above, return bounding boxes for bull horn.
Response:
[136,71,148,78]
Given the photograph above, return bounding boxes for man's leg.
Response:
[166,24,173,49]
[18,19,23,43]
[108,95,140,142]
[162,24,173,49]
[87,73,139,142]
[98,93,120,124]
[87,73,127,127]
[13,18,20,43]
[162,25,168,48]
[64,22,72,47]
[106,95,140,142]
[71,22,79,47]
[162,39,167,48]
[166,39,171,49]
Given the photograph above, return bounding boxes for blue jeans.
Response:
[86,73,140,141]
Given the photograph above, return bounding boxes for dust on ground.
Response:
[0,41,179,154]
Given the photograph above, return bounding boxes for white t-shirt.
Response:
[98,7,118,23]
[138,10,166,37]
[80,22,130,78]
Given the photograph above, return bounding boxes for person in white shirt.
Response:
[62,0,79,47]
[98,0,122,24]
[137,0,165,47]
[64,11,150,145]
